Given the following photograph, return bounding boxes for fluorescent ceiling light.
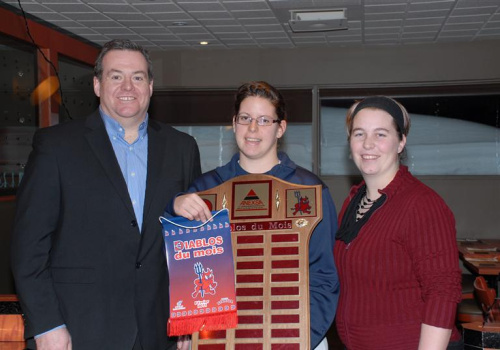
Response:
[289,9,348,33]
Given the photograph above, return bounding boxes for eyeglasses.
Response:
[236,115,280,126]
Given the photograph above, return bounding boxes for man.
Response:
[11,39,201,350]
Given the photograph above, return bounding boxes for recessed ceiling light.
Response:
[200,41,208,45]
[172,21,187,26]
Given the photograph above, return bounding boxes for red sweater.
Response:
[334,166,462,349]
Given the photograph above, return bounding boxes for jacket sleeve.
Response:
[10,130,66,338]
[405,191,462,329]
[183,136,202,190]
[163,168,221,218]
[163,136,202,217]
[308,187,340,348]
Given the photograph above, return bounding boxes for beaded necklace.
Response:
[356,194,375,221]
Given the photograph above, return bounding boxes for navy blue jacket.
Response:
[167,152,339,348]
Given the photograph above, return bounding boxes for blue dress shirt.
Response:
[101,109,148,231]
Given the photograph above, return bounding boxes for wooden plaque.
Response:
[193,174,322,350]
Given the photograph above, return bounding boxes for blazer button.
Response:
[131,220,138,227]
[136,262,142,269]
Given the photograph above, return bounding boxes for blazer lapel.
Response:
[84,111,135,218]
[142,119,165,224]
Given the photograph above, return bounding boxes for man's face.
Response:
[93,50,153,124]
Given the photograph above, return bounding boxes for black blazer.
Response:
[11,111,201,349]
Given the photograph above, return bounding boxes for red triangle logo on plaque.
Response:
[236,189,266,211]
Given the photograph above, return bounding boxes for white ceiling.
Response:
[3,0,500,51]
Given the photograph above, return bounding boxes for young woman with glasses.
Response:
[166,81,340,350]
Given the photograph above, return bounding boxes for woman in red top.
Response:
[334,96,463,349]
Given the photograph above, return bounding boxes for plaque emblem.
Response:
[199,194,217,211]
[295,218,309,228]
[286,188,317,218]
[232,180,272,219]
[236,189,266,211]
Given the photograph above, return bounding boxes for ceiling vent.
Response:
[288,9,348,33]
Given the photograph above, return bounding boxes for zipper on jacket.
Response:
[341,240,352,348]
[341,197,386,348]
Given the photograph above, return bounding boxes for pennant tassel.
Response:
[168,310,238,336]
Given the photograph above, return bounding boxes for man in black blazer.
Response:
[11,39,201,350]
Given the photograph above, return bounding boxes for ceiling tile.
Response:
[478,28,500,35]
[407,9,451,18]
[109,14,157,21]
[231,9,275,19]
[118,20,161,27]
[365,19,403,28]
[447,14,491,23]
[364,0,404,3]
[365,13,408,21]
[239,18,280,25]
[176,33,216,40]
[216,32,251,39]
[364,4,407,14]
[41,3,98,13]
[30,12,69,20]
[439,29,477,36]
[198,18,240,25]
[365,27,401,35]
[403,25,441,33]
[150,13,193,21]
[87,0,128,3]
[169,26,208,34]
[206,25,246,33]
[63,12,110,21]
[365,33,400,40]
[220,38,256,45]
[88,4,138,12]
[402,32,436,39]
[226,43,259,48]
[408,1,454,12]
[485,21,500,28]
[91,26,131,34]
[77,20,124,27]
[145,34,178,40]
[131,27,172,34]
[49,20,85,27]
[178,2,226,11]
[244,24,284,32]
[252,32,288,39]
[224,1,270,11]
[326,29,362,38]
[405,17,446,26]
[131,3,183,12]
[443,22,483,31]
[451,7,497,16]
[189,11,233,20]
[65,27,99,35]
[456,0,500,9]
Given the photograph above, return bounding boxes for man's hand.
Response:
[36,327,72,350]
[174,193,212,223]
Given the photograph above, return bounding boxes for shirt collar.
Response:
[99,107,148,141]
